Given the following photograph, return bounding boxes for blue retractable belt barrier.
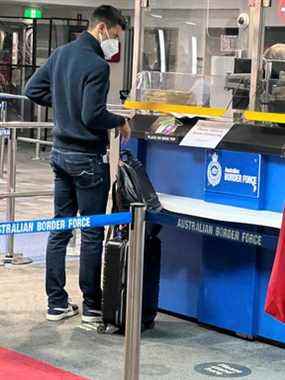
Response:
[0,93,28,100]
[0,212,132,236]
[1,209,278,250]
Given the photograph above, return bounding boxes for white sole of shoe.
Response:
[82,315,102,324]
[47,309,79,322]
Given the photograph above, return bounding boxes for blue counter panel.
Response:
[136,140,285,213]
[198,237,257,336]
[144,142,205,200]
[159,226,203,318]
[124,138,139,157]
[254,249,285,342]
[204,150,264,210]
[129,137,285,344]
[158,221,285,341]
[264,155,285,212]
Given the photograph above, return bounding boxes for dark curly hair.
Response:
[89,5,127,31]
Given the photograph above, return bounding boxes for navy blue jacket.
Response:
[25,32,125,153]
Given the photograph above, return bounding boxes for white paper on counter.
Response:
[171,113,197,119]
[171,113,227,120]
[179,119,233,149]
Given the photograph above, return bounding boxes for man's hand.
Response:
[119,120,131,144]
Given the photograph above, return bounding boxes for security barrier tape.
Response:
[0,212,132,236]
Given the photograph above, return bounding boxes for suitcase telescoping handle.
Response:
[120,149,133,162]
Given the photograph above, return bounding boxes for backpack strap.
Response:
[111,180,119,213]
[106,180,120,242]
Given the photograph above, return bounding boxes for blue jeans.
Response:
[46,149,110,309]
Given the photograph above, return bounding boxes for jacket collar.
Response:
[79,31,105,59]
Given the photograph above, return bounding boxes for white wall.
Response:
[0,0,133,9]
[150,0,243,10]
[265,2,285,26]
[0,0,249,11]
[108,34,126,104]
[0,0,283,26]
[0,0,241,10]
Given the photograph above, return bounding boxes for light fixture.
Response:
[158,29,166,73]
[24,7,43,19]
[192,36,198,75]
[185,21,196,26]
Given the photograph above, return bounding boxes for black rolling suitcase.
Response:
[100,232,161,334]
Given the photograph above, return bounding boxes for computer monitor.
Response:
[233,58,252,110]
[269,60,285,80]
[234,58,252,75]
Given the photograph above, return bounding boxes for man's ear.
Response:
[96,22,107,34]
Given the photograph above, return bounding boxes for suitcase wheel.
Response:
[97,324,107,334]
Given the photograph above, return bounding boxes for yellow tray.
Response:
[124,100,226,118]
[245,111,285,124]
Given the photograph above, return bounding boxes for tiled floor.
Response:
[0,261,285,380]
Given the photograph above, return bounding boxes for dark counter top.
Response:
[130,115,285,157]
[219,123,285,156]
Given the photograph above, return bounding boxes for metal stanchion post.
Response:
[108,128,120,213]
[0,102,9,266]
[5,127,17,259]
[0,101,7,178]
[0,136,5,178]
[124,203,146,380]
[34,105,42,160]
[0,101,7,266]
[2,126,33,266]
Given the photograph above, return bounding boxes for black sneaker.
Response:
[82,306,103,324]
[47,303,79,322]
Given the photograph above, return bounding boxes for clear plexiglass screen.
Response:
[128,0,285,122]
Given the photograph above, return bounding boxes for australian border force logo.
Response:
[207,153,222,187]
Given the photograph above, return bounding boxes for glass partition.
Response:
[246,5,285,124]
[127,1,285,125]
[129,70,231,117]
[126,0,250,118]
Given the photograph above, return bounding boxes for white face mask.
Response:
[100,29,119,60]
[101,38,119,60]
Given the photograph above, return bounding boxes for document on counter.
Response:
[179,119,233,149]
[171,113,198,119]
[171,113,224,120]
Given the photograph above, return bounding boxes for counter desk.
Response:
[127,115,285,344]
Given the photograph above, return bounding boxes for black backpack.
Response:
[113,150,162,214]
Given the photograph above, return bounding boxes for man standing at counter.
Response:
[25,5,131,323]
